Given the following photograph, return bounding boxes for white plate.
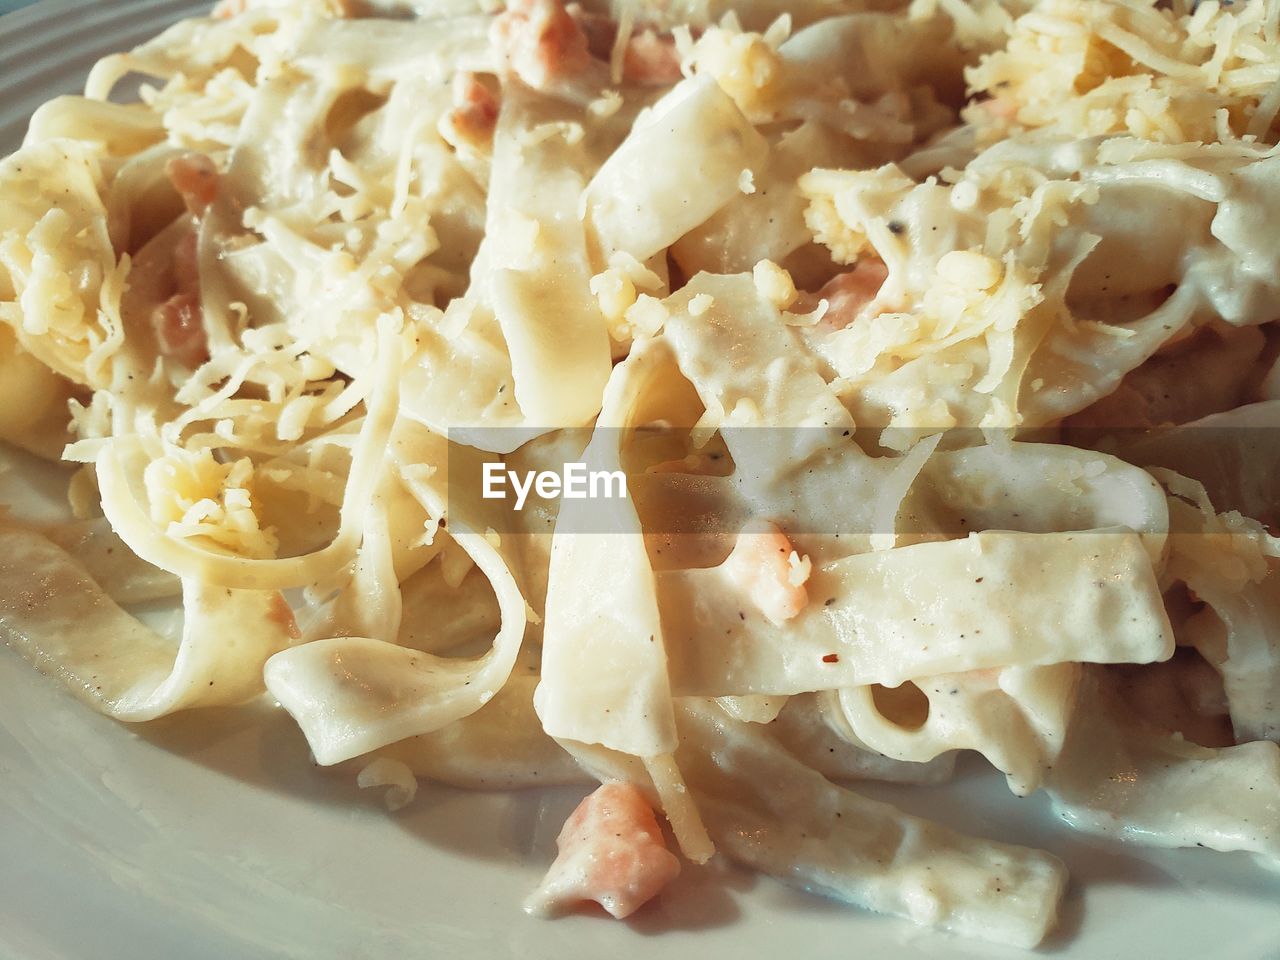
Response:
[0,4,1278,958]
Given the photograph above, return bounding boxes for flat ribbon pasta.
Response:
[1158,471,1280,742]
[262,426,529,765]
[571,700,1068,948]
[19,516,181,604]
[365,670,590,791]
[535,339,679,757]
[585,76,769,264]
[0,139,122,387]
[833,664,1081,796]
[3,0,1279,947]
[1047,667,1280,865]
[92,317,403,590]
[660,528,1174,695]
[536,339,715,862]
[0,525,296,720]
[768,693,958,786]
[401,84,612,449]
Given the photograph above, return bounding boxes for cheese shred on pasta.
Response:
[1,0,1279,947]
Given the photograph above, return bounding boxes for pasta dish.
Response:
[1,0,1279,947]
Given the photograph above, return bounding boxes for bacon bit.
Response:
[723,519,808,627]
[150,232,210,367]
[267,592,301,640]
[822,653,839,664]
[446,72,500,146]
[166,153,219,218]
[526,782,680,920]
[492,0,591,90]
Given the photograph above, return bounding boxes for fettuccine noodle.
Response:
[2,0,1279,946]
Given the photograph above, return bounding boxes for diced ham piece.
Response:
[794,257,889,333]
[981,96,1019,122]
[723,519,808,626]
[267,593,301,640]
[492,0,591,90]
[151,294,206,367]
[567,5,683,85]
[621,30,683,86]
[150,232,209,367]
[526,782,681,920]
[211,0,246,18]
[448,72,500,145]
[173,228,200,291]
[569,3,616,58]
[166,152,220,218]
